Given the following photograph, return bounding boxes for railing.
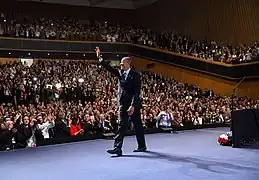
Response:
[1,37,259,80]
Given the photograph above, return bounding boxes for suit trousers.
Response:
[114,105,146,149]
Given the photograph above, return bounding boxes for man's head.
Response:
[120,57,132,71]
[5,120,13,130]
[37,116,43,123]
[23,116,30,125]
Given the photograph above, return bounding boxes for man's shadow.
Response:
[112,150,259,174]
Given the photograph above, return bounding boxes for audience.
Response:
[0,13,258,64]
[0,8,258,151]
[0,59,258,151]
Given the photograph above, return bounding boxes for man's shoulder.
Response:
[130,69,140,76]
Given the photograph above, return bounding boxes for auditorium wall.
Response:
[3,0,259,45]
[135,0,259,45]
[0,58,17,64]
[132,56,259,99]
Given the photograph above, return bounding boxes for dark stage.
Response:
[0,127,259,180]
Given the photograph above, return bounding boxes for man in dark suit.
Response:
[96,47,147,156]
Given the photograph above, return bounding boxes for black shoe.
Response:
[133,147,147,152]
[107,148,122,156]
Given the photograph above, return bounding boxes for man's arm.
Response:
[96,46,119,77]
[99,60,120,77]
[131,71,141,107]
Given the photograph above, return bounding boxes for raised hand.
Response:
[95,46,101,59]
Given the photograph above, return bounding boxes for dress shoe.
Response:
[133,147,147,152]
[107,148,122,156]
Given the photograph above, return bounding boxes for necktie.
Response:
[121,71,126,81]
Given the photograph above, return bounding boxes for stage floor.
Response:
[0,127,259,180]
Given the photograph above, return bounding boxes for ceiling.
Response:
[18,0,159,9]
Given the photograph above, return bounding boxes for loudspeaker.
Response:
[102,132,116,140]
[232,109,259,148]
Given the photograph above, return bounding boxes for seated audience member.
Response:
[69,119,84,136]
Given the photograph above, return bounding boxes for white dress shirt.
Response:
[121,68,131,80]
[38,121,55,139]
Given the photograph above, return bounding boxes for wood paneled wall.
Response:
[0,58,17,64]
[135,0,259,45]
[2,0,259,44]
[131,56,259,99]
[207,0,259,45]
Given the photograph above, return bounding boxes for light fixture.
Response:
[83,54,85,57]
[66,54,68,56]
[28,53,30,55]
[47,53,50,56]
[8,52,11,55]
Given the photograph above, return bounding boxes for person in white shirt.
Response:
[107,34,112,42]
[112,36,116,42]
[0,24,3,36]
[37,115,55,139]
[35,30,40,38]
[193,112,203,125]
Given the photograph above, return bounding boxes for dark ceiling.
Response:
[18,0,158,9]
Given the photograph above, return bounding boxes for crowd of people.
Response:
[0,13,258,64]
[0,59,258,151]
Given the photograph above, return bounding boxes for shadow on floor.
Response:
[112,150,259,173]
[241,141,259,150]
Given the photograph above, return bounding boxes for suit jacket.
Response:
[55,120,69,137]
[0,130,13,150]
[100,61,141,110]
